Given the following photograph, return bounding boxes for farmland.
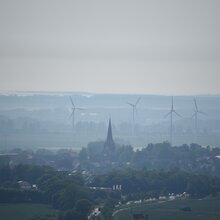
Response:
[113,197,220,220]
[0,203,57,220]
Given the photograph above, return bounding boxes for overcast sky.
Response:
[0,0,219,95]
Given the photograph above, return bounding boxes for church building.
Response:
[103,118,116,156]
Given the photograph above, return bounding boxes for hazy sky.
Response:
[0,0,219,95]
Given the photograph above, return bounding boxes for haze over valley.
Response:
[0,91,220,150]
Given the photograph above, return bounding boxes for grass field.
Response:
[113,197,220,220]
[0,203,57,220]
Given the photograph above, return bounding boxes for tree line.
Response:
[91,168,220,199]
[79,142,220,175]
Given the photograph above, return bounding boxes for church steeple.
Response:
[104,118,115,153]
[107,118,113,143]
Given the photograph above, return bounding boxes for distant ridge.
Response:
[0,90,220,97]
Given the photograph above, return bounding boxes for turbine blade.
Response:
[191,112,196,119]
[173,110,182,118]
[171,96,174,110]
[135,96,141,106]
[127,102,135,107]
[164,111,171,118]
[76,107,84,110]
[194,98,198,111]
[198,111,207,115]
[69,96,75,107]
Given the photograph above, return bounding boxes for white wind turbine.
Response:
[192,97,207,141]
[164,96,181,145]
[127,97,141,136]
[69,96,83,130]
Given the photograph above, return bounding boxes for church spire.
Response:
[104,118,115,153]
[107,118,113,143]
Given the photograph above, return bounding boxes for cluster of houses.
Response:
[124,192,189,206]
[17,180,37,190]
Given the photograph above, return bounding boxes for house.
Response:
[17,181,31,190]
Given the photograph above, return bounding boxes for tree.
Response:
[101,200,115,220]
[75,199,92,219]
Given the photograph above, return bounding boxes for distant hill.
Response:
[0,92,220,149]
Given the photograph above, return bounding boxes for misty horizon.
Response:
[1,90,220,97]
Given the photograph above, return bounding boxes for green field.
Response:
[0,203,57,220]
[113,197,220,220]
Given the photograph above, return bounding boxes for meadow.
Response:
[0,203,57,220]
[113,197,220,220]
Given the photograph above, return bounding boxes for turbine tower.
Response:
[164,96,181,146]
[192,97,206,141]
[127,96,141,136]
[69,96,83,130]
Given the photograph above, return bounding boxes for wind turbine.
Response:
[69,96,83,130]
[164,96,181,145]
[192,97,207,141]
[127,96,141,136]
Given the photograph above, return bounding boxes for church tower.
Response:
[104,118,115,154]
